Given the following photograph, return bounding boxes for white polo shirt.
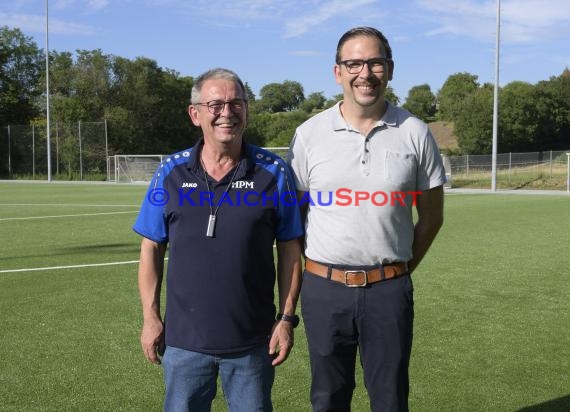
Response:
[289,101,446,266]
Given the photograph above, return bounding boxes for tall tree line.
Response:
[402,71,570,154]
[2,26,569,165]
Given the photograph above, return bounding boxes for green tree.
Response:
[498,81,537,152]
[402,84,435,121]
[244,110,309,147]
[437,72,479,122]
[244,111,271,146]
[534,71,570,150]
[0,26,43,124]
[454,85,494,154]
[48,51,74,96]
[264,111,309,147]
[107,56,196,154]
[47,49,112,123]
[244,82,256,102]
[385,86,400,106]
[73,50,112,119]
[258,80,305,112]
[300,91,326,113]
[324,94,343,109]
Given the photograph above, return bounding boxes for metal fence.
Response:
[0,121,108,180]
[444,150,570,190]
[1,125,568,191]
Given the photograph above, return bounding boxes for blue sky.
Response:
[2,0,569,102]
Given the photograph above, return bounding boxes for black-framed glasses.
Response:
[339,58,388,74]
[195,99,246,115]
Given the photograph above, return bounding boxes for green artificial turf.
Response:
[0,182,568,411]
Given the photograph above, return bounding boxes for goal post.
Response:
[110,155,164,183]
[108,148,290,184]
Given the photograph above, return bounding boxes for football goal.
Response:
[108,148,290,183]
[109,155,164,183]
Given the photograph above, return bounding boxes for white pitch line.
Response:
[0,203,138,207]
[0,211,138,221]
[2,244,278,273]
[0,259,145,273]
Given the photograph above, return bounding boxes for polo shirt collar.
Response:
[187,138,254,180]
[332,99,399,132]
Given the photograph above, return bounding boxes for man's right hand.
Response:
[140,317,165,364]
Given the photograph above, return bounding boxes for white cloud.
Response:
[50,17,98,35]
[179,0,293,21]
[283,0,377,38]
[416,0,570,44]
[156,0,379,38]
[0,12,98,36]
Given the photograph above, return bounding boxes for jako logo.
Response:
[232,181,254,189]
[181,182,198,188]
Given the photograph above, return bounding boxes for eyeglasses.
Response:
[194,99,246,115]
[339,58,388,74]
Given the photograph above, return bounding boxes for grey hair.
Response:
[190,68,248,104]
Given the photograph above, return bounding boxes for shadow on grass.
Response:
[2,242,140,263]
[517,395,570,412]
[63,242,140,253]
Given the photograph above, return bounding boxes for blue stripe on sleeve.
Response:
[132,150,192,243]
[248,146,304,242]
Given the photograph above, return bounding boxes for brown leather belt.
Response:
[305,258,408,287]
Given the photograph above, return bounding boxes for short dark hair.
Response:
[335,27,392,63]
[191,68,247,104]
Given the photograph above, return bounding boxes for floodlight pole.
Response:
[45,0,52,182]
[491,0,500,191]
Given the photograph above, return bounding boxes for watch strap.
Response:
[276,313,299,328]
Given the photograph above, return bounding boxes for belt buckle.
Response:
[344,270,367,287]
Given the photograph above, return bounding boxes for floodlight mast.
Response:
[491,0,500,191]
[46,0,52,182]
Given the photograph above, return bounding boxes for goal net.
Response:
[111,155,164,183]
[108,148,290,183]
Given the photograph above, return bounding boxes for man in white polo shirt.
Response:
[288,27,446,412]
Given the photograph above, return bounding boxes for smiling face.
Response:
[188,78,247,147]
[334,35,394,110]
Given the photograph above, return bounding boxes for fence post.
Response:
[7,125,11,177]
[55,123,59,175]
[105,118,109,182]
[466,154,469,177]
[567,153,570,192]
[78,121,83,180]
[508,152,511,184]
[550,150,553,178]
[32,124,36,178]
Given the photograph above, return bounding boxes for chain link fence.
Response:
[0,121,108,180]
[1,125,568,191]
[444,150,570,190]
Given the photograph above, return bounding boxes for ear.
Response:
[334,64,342,85]
[188,104,201,127]
[387,59,394,81]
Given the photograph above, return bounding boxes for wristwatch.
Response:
[276,313,299,328]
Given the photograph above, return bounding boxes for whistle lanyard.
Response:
[200,159,241,238]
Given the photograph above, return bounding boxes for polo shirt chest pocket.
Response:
[383,150,417,186]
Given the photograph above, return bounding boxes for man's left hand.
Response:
[269,320,294,366]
